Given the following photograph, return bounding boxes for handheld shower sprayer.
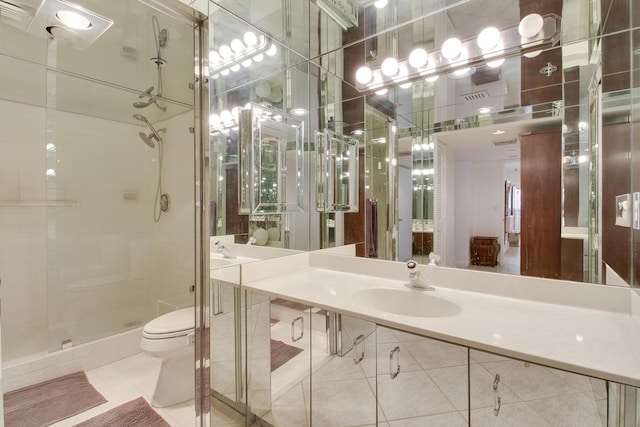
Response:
[133,114,165,148]
[132,113,169,222]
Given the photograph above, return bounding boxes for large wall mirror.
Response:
[207,0,640,289]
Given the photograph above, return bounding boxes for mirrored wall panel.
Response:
[239,104,304,214]
[316,129,359,213]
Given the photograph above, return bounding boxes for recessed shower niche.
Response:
[315,129,359,213]
[239,104,304,214]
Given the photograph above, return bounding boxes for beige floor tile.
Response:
[388,411,468,427]
[404,338,468,370]
[526,391,605,427]
[306,378,377,426]
[470,401,553,426]
[374,369,457,421]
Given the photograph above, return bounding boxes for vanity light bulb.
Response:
[230,38,245,53]
[375,88,388,95]
[253,53,264,62]
[242,59,252,67]
[355,66,373,84]
[231,107,240,121]
[266,44,278,56]
[220,69,230,76]
[220,110,233,123]
[209,50,221,65]
[373,0,388,8]
[477,27,500,51]
[230,64,240,72]
[523,50,542,58]
[453,67,471,76]
[487,58,505,68]
[399,82,412,89]
[425,75,439,83]
[519,13,544,39]
[210,113,221,125]
[408,48,428,69]
[243,31,258,47]
[219,45,233,58]
[381,57,399,76]
[441,37,462,60]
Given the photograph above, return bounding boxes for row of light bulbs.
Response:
[355,13,551,93]
[209,31,278,79]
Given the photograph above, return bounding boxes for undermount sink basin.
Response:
[352,288,461,318]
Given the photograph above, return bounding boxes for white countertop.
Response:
[241,254,640,387]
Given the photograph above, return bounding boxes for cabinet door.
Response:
[375,326,468,426]
[469,349,607,426]
[310,314,377,427]
[250,295,312,427]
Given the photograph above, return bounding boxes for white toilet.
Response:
[140,307,195,407]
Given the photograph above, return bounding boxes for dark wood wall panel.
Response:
[602,122,633,284]
[225,167,248,236]
[344,150,366,257]
[561,238,584,282]
[520,130,562,278]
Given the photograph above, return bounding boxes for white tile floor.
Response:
[46,351,244,427]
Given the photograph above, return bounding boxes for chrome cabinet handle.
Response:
[291,316,304,342]
[353,334,365,364]
[493,373,502,416]
[389,345,400,379]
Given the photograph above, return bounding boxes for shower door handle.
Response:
[353,334,365,364]
[291,316,304,342]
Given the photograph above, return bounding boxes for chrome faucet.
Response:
[407,259,435,291]
[246,237,257,246]
[214,241,236,259]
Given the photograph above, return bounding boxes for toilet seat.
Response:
[143,307,194,339]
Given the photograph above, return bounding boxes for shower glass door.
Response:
[42,0,198,351]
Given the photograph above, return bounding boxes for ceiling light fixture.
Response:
[354,13,561,93]
[492,129,506,135]
[55,10,92,29]
[28,0,113,50]
[374,0,388,8]
[290,108,308,116]
[478,107,493,114]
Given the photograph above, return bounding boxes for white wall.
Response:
[453,158,506,267]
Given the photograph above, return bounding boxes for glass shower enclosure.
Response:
[0,0,206,412]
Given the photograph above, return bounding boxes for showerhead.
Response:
[133,114,165,147]
[139,132,156,148]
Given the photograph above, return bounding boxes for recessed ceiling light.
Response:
[290,108,308,116]
[492,129,506,135]
[55,10,92,30]
[351,129,364,136]
[478,107,493,114]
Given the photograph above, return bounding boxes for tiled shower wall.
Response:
[0,96,195,373]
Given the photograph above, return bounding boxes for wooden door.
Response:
[520,130,562,278]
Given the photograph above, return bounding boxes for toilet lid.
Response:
[143,307,194,338]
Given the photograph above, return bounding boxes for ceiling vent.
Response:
[493,138,518,146]
[0,0,36,29]
[460,90,489,102]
